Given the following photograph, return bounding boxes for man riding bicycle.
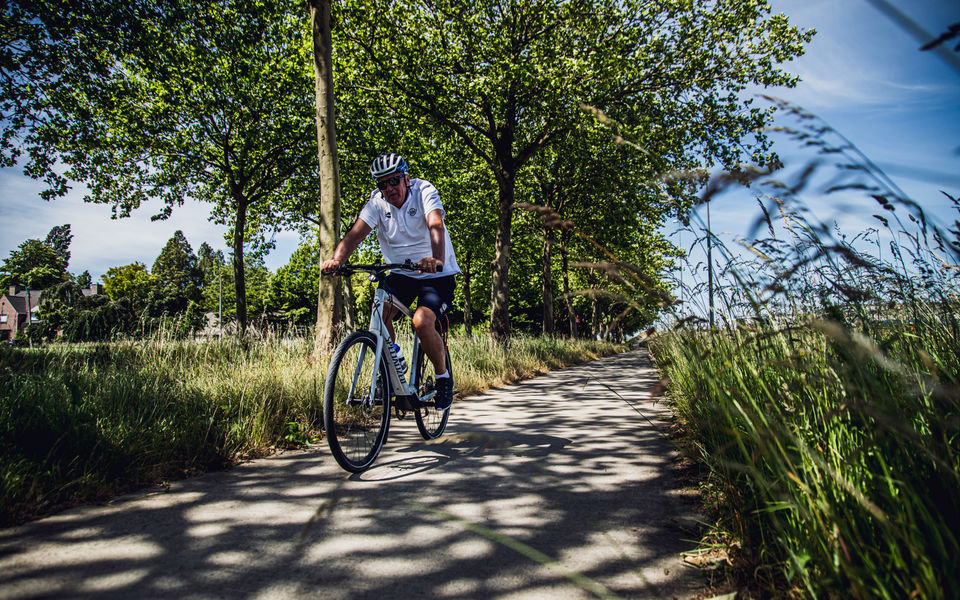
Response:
[322,153,460,410]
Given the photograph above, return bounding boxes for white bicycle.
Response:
[321,261,452,473]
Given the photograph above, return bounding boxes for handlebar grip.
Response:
[412,264,442,273]
[322,265,352,276]
[398,260,439,272]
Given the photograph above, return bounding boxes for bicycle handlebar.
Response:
[321,259,442,277]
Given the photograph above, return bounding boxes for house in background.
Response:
[0,286,43,341]
[82,283,104,298]
[0,284,104,341]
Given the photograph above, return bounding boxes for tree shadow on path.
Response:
[0,349,705,599]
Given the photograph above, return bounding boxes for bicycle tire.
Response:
[323,331,391,472]
[413,344,451,440]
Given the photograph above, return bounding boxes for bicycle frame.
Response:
[354,287,434,407]
[323,261,450,472]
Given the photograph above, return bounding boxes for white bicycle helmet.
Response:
[370,153,409,180]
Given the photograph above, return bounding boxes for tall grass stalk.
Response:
[0,328,622,524]
[653,306,959,597]
[649,101,959,597]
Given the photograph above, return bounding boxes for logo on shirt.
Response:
[408,206,417,217]
[385,211,392,219]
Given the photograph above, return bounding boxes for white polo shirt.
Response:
[358,178,461,280]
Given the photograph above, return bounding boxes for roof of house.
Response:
[80,284,103,297]
[2,289,44,314]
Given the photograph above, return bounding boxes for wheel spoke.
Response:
[324,332,390,472]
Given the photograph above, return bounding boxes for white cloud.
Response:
[766,0,960,110]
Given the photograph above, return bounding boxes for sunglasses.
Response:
[376,175,405,190]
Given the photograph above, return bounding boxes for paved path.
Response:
[0,349,704,599]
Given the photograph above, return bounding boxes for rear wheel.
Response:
[323,331,391,472]
[414,344,451,440]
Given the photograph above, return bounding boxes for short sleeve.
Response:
[419,180,444,218]
[357,193,380,229]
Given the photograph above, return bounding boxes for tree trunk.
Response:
[560,232,577,338]
[463,248,472,337]
[232,197,248,338]
[591,290,600,340]
[489,169,514,340]
[589,273,600,340]
[542,225,554,336]
[309,0,343,353]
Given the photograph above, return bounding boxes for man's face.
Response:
[377,173,408,207]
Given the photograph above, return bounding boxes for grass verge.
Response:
[642,96,960,599]
[651,312,959,598]
[0,331,623,525]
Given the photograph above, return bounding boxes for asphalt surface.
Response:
[0,349,705,599]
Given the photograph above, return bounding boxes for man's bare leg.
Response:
[382,303,398,342]
[413,306,446,374]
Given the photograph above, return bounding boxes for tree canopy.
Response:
[269,237,320,325]
[102,263,156,310]
[337,0,813,337]
[0,224,72,289]
[2,0,814,341]
[0,1,164,196]
[153,230,203,311]
[9,0,321,336]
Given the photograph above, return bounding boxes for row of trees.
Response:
[1,0,813,343]
[2,226,275,342]
[1,219,662,342]
[2,227,201,341]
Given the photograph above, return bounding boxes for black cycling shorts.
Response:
[382,273,456,320]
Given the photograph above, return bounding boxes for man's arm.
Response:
[417,209,446,274]
[321,219,372,274]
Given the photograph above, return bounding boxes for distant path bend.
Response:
[0,348,704,599]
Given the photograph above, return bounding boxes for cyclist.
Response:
[322,153,460,410]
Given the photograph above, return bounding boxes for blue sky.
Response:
[0,0,958,284]
[692,0,960,248]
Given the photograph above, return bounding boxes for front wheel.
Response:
[414,344,451,440]
[323,331,391,472]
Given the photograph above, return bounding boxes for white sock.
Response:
[435,370,450,379]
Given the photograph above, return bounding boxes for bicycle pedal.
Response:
[393,396,419,412]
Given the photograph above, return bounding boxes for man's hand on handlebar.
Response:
[321,259,343,276]
[416,257,443,274]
